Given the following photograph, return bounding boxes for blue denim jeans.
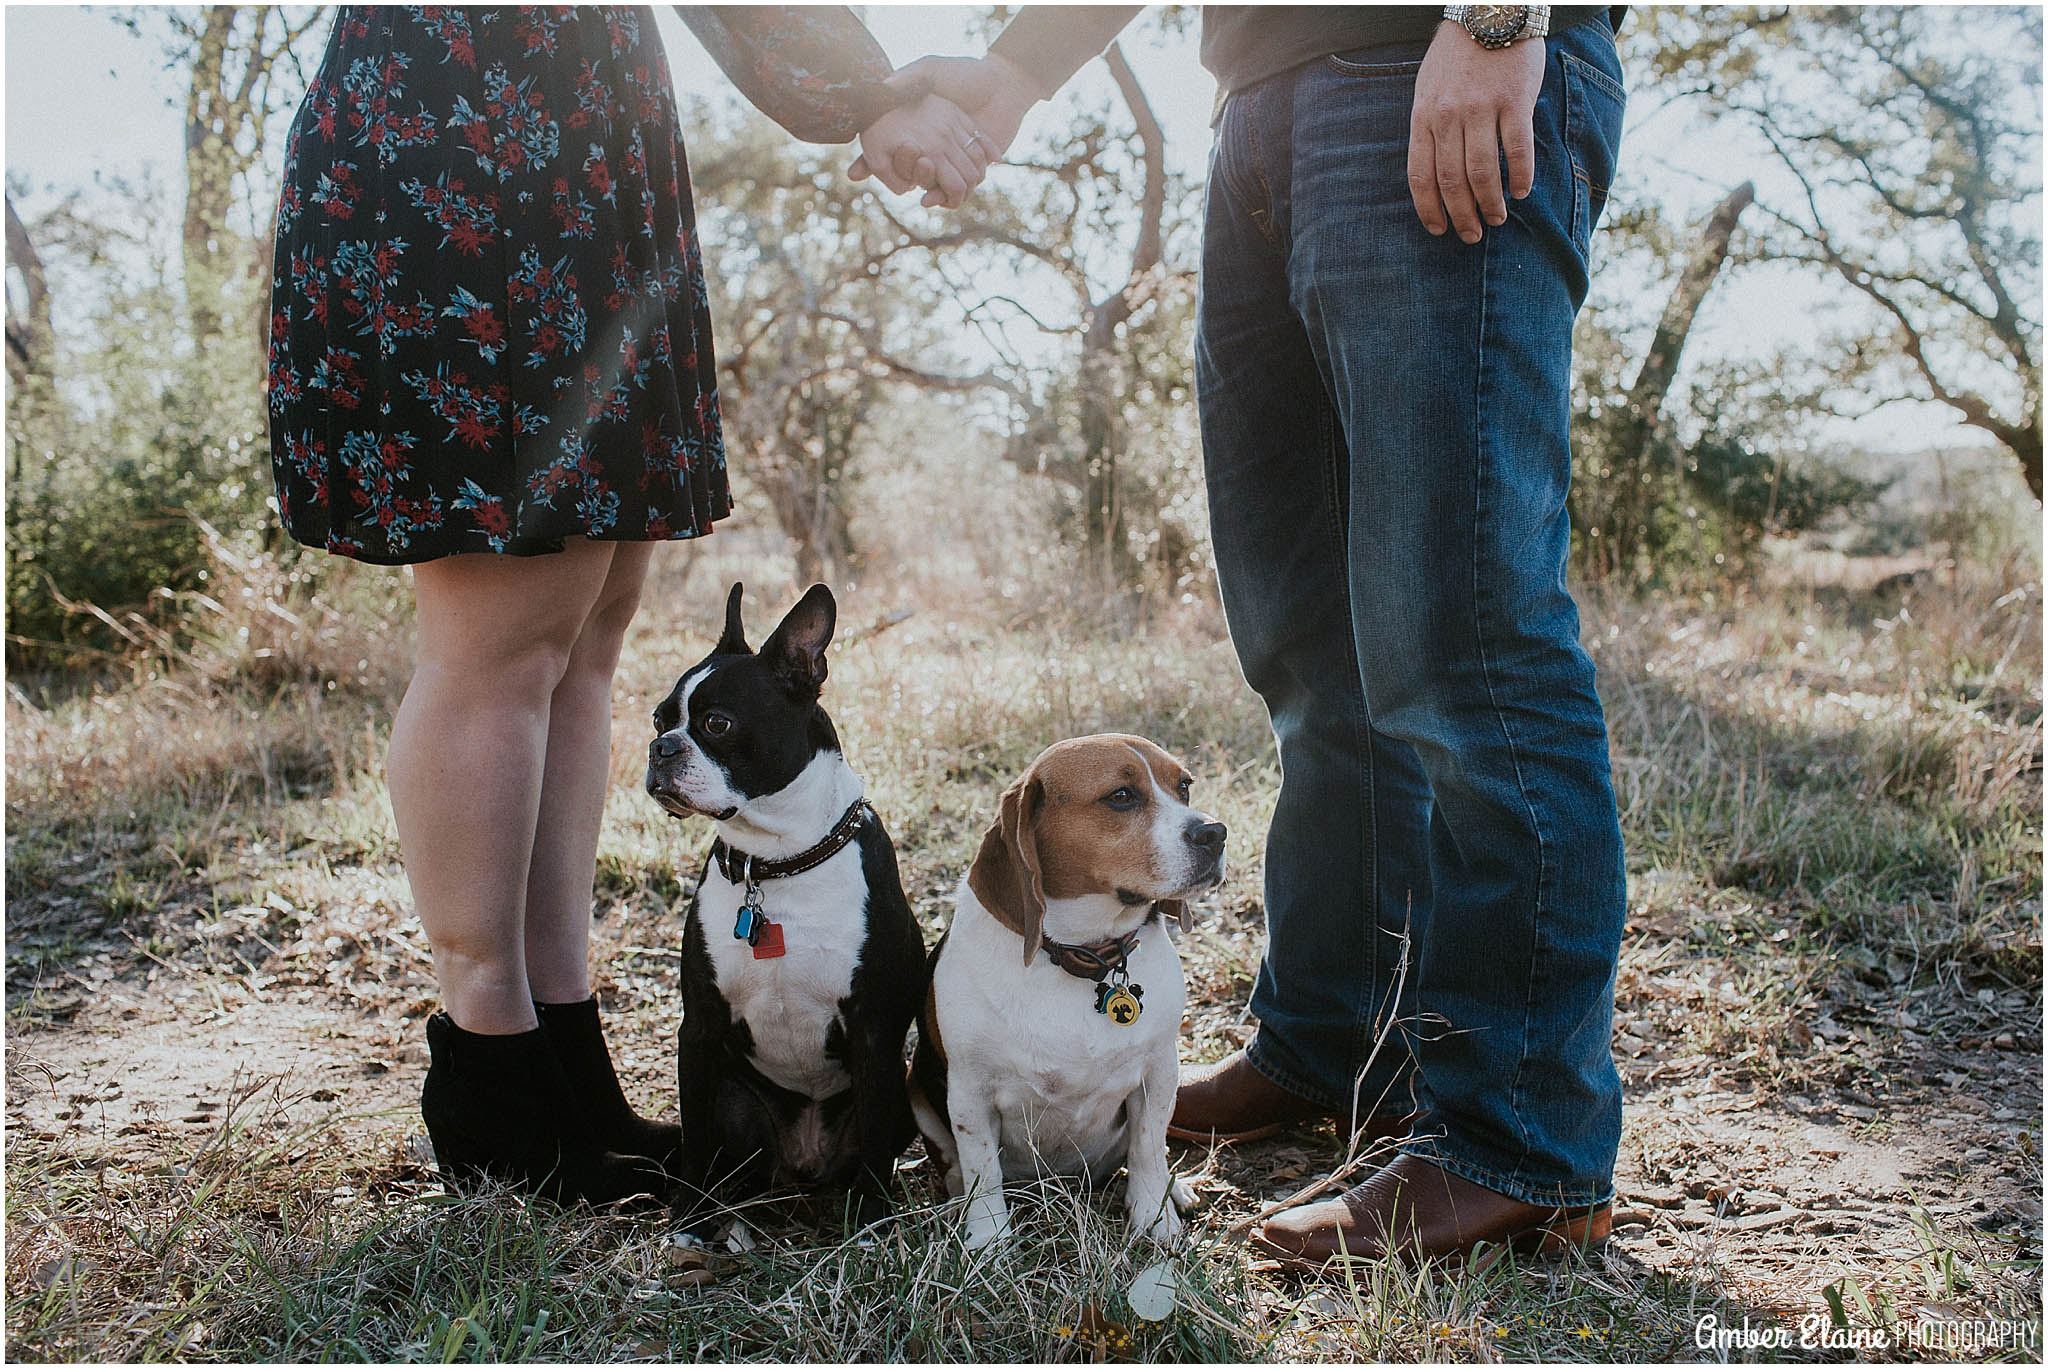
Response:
[1196,18,1628,1208]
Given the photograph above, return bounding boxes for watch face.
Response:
[1469,5,1528,42]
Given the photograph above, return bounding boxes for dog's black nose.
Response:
[651,734,683,759]
[1186,820,1227,852]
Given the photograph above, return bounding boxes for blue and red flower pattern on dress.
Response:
[269,5,736,563]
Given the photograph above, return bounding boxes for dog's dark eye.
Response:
[1103,786,1141,809]
[701,713,733,737]
[1177,775,1193,800]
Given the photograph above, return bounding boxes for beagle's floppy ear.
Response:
[760,583,836,697]
[967,772,1046,965]
[1159,898,1193,934]
[714,582,750,655]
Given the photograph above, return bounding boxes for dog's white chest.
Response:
[939,927,1183,1180]
[697,848,869,1099]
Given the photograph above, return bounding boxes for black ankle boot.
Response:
[534,996,683,1176]
[420,1011,667,1204]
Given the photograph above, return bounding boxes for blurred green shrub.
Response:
[1568,329,1887,583]
[6,271,276,665]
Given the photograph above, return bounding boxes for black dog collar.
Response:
[709,798,874,888]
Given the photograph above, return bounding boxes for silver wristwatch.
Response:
[1443,5,1553,49]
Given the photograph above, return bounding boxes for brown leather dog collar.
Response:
[709,799,873,888]
[1041,906,1159,982]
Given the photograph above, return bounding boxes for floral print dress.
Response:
[268,5,895,563]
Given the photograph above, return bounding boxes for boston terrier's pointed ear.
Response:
[760,583,836,695]
[715,582,749,655]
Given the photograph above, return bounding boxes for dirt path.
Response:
[7,982,420,1170]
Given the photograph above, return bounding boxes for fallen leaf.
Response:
[1070,1304,1137,1362]
[1127,1262,1178,1322]
[665,1242,711,1273]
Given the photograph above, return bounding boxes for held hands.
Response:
[850,54,1040,209]
[853,94,991,210]
[1408,24,1546,243]
[853,34,1547,230]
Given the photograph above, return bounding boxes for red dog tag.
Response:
[751,920,786,959]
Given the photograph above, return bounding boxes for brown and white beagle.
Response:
[908,735,1227,1249]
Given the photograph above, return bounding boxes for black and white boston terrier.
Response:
[645,583,925,1227]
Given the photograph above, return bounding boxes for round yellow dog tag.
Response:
[1101,985,1143,1026]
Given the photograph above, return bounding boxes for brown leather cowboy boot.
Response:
[1167,1050,1415,1145]
[1252,1152,1612,1269]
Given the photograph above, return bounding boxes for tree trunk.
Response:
[180,6,322,346]
[2009,419,2042,502]
[722,371,859,590]
[183,7,241,342]
[1626,181,1755,445]
[1077,348,1126,588]
[761,455,853,588]
[1610,181,1755,569]
[5,193,53,387]
[1076,42,1167,589]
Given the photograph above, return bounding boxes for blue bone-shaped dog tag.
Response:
[733,903,761,945]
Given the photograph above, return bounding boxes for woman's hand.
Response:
[882,54,1039,163]
[849,54,1038,210]
[852,94,992,209]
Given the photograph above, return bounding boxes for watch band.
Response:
[1443,6,1554,48]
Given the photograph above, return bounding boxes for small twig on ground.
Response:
[120,931,181,977]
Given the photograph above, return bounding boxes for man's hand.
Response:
[849,53,1041,208]
[853,94,991,210]
[1407,24,1546,243]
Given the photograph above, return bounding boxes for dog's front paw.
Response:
[960,1191,1013,1251]
[962,1213,1013,1250]
[1169,1175,1199,1214]
[1132,1176,1187,1244]
[1140,1201,1186,1246]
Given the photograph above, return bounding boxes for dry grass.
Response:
[5,515,2041,1362]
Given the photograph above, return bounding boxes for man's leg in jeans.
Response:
[1269,24,1629,1214]
[1193,80,1427,1125]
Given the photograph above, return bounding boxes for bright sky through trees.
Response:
[3,4,2025,458]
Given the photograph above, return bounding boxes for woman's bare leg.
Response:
[388,539,620,1035]
[523,541,655,1002]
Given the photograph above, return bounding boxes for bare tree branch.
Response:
[1747,111,2040,497]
